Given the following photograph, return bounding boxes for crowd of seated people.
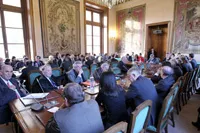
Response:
[0,51,198,132]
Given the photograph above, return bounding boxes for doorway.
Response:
[146,22,170,60]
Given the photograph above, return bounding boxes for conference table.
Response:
[9,88,102,133]
[9,64,159,133]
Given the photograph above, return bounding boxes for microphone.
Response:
[20,83,44,112]
[36,78,58,109]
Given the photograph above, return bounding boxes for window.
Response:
[0,0,27,58]
[85,9,103,55]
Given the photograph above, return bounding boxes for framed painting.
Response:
[39,0,80,57]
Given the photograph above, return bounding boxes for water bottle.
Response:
[90,76,95,90]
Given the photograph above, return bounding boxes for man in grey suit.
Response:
[46,83,104,133]
[67,61,86,84]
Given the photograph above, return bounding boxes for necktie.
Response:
[49,78,58,88]
[7,82,20,98]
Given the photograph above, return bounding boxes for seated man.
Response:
[67,61,86,84]
[45,83,104,133]
[155,66,175,102]
[32,64,64,92]
[0,65,25,124]
[189,53,198,69]
[93,62,109,82]
[126,65,159,126]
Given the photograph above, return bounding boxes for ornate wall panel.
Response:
[40,0,80,57]
[116,5,145,55]
[173,0,200,53]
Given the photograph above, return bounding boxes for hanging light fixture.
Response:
[86,0,131,9]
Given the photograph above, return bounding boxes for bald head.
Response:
[161,66,174,78]
[1,65,13,80]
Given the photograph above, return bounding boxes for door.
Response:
[146,23,168,60]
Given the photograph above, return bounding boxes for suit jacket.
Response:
[182,63,193,75]
[190,59,197,69]
[118,61,128,73]
[93,67,103,82]
[155,75,175,101]
[46,100,104,133]
[126,76,159,126]
[0,77,25,124]
[33,60,44,67]
[61,60,72,73]
[67,69,86,84]
[173,66,183,81]
[32,75,64,92]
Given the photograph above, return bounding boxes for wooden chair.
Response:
[128,100,152,133]
[82,67,90,80]
[193,66,200,91]
[27,70,41,92]
[169,81,180,127]
[110,61,119,68]
[52,67,62,77]
[103,122,128,133]
[111,67,122,75]
[174,76,183,114]
[147,90,175,133]
[90,64,98,75]
[178,72,190,106]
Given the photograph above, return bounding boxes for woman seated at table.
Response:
[96,71,128,129]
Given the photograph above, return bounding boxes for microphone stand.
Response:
[20,83,44,112]
[36,78,59,109]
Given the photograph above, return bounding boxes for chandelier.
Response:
[87,0,131,8]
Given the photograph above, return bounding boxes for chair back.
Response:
[170,82,180,102]
[52,68,62,77]
[129,100,152,133]
[27,70,41,90]
[110,61,119,68]
[103,122,128,133]
[111,67,121,75]
[156,90,174,132]
[90,64,98,75]
[179,72,189,92]
[82,67,90,80]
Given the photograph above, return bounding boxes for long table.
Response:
[9,89,102,133]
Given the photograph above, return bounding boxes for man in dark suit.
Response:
[155,66,175,102]
[32,65,64,92]
[19,61,38,90]
[181,56,193,75]
[67,61,86,84]
[189,53,198,69]
[33,56,44,67]
[93,62,109,82]
[126,64,159,126]
[46,83,104,133]
[0,65,25,124]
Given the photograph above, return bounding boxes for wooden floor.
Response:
[0,94,200,133]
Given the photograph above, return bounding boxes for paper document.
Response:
[47,107,59,113]
[23,93,49,99]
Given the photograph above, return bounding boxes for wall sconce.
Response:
[109,30,116,40]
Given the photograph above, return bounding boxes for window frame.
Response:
[0,0,29,58]
[85,7,103,55]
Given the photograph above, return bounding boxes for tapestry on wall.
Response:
[39,0,80,57]
[173,0,200,53]
[116,5,145,55]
